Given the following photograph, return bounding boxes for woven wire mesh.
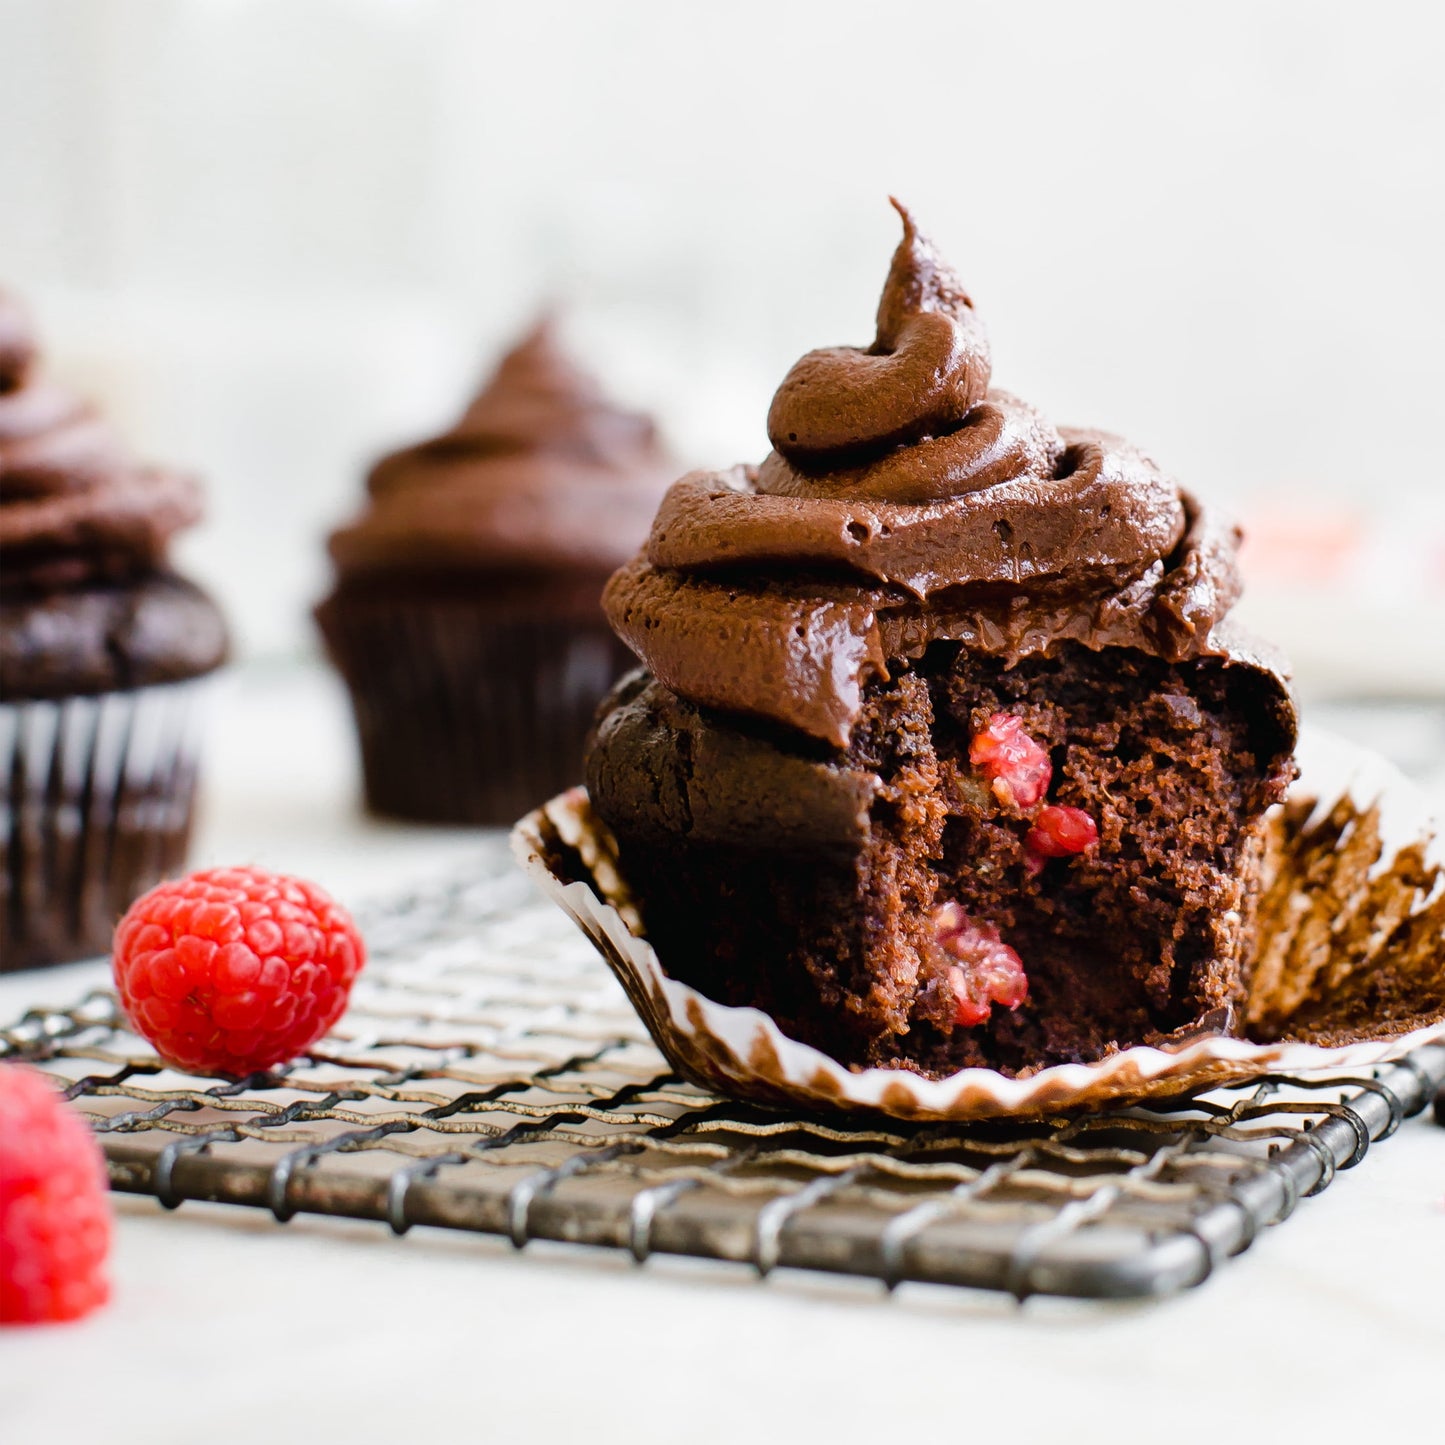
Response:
[3,851,1442,1301]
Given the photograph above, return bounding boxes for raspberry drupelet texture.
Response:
[1025,804,1100,860]
[968,712,1052,810]
[112,867,365,1075]
[0,1065,112,1325]
[928,903,1029,1028]
[956,712,1101,989]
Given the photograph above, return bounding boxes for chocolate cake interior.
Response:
[597,642,1293,1077]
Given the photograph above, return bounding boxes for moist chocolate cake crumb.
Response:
[591,642,1293,1077]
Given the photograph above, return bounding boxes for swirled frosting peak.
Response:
[0,289,202,592]
[764,199,993,479]
[604,203,1267,747]
[329,317,676,579]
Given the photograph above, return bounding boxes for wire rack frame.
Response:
[4,856,1442,1302]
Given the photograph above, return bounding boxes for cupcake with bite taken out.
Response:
[316,318,676,825]
[0,289,228,971]
[585,202,1298,1078]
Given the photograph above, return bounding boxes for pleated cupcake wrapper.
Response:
[1,679,213,971]
[318,596,632,826]
[511,725,1445,1120]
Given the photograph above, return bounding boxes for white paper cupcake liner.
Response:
[0,679,213,971]
[512,725,1444,1120]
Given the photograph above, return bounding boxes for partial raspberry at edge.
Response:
[112,866,366,1075]
[0,1065,112,1325]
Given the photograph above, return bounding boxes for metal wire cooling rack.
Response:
[3,852,1442,1302]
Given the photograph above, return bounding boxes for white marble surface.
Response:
[2,664,1442,1443]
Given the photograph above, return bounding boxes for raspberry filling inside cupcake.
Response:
[592,639,1288,1075]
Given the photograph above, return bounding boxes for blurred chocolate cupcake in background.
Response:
[316,317,676,825]
[0,289,229,970]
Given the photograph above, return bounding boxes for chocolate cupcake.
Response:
[317,318,675,825]
[586,202,1298,1078]
[0,290,228,971]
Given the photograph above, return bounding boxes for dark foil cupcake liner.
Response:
[318,594,636,826]
[1,680,211,972]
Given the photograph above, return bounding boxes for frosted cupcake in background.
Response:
[0,289,228,970]
[316,318,676,825]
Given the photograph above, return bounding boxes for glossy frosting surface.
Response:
[0,290,202,591]
[606,202,1278,747]
[328,319,675,578]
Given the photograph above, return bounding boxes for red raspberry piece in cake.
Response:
[932,902,1029,1027]
[0,1065,112,1324]
[1025,804,1099,865]
[112,866,366,1076]
[968,713,1052,809]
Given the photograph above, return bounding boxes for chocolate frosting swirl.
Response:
[0,290,202,592]
[605,202,1279,748]
[328,318,675,578]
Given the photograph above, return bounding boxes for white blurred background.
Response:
[3,0,1443,698]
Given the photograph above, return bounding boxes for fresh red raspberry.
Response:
[112,867,365,1075]
[0,1065,112,1324]
[1024,805,1099,870]
[969,713,1052,810]
[931,903,1029,1028]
